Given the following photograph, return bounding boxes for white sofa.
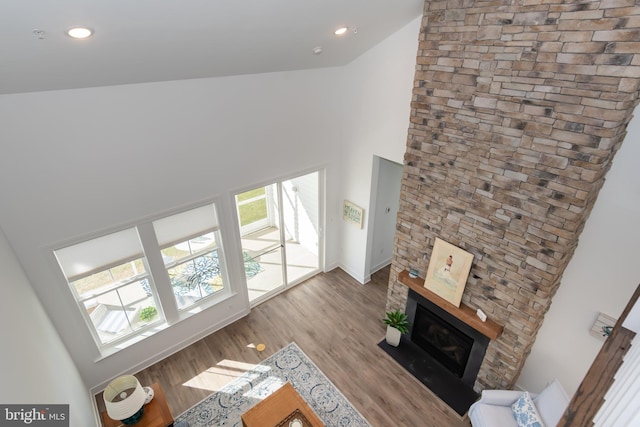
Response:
[468,379,570,427]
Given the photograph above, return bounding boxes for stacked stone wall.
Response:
[389,0,640,390]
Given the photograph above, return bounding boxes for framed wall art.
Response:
[424,237,474,307]
[343,200,364,228]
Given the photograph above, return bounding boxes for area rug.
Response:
[175,342,371,427]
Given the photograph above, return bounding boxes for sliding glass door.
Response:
[235,171,321,304]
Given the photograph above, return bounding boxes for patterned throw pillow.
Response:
[511,391,546,427]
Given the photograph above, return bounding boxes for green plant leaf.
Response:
[139,306,158,322]
[382,309,410,334]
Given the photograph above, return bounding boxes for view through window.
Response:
[54,203,229,350]
[235,171,321,304]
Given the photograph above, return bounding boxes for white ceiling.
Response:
[0,0,424,95]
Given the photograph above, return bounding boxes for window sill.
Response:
[94,290,237,362]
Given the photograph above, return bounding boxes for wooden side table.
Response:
[101,383,174,427]
[241,382,324,427]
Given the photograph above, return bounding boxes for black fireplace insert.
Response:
[412,303,474,378]
[405,289,489,388]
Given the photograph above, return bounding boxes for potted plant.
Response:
[139,306,158,322]
[383,309,410,347]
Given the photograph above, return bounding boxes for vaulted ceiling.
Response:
[0,0,424,95]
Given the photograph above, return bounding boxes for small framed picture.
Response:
[424,238,474,307]
[343,200,364,228]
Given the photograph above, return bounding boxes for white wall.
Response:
[0,67,343,392]
[338,16,421,282]
[518,112,640,395]
[0,227,95,426]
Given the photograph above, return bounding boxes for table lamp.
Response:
[103,375,147,425]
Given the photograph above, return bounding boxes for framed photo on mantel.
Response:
[424,238,474,307]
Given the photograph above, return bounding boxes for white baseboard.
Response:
[337,263,367,284]
[370,259,391,275]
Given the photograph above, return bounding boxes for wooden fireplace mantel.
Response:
[398,270,503,340]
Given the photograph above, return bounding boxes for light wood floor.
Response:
[97,266,471,427]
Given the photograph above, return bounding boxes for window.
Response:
[55,228,162,346]
[54,203,229,351]
[152,204,227,310]
[236,186,271,234]
[234,170,321,304]
[161,233,223,309]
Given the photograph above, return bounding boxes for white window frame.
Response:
[236,185,277,236]
[54,202,232,353]
[70,256,163,349]
[160,230,227,311]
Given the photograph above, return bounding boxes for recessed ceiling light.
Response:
[66,27,93,39]
[334,27,348,35]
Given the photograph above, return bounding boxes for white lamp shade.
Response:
[103,375,146,420]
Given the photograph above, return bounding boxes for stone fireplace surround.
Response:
[387,0,640,393]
